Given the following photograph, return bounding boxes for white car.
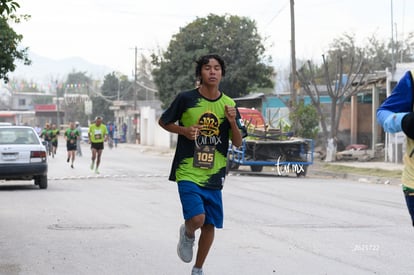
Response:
[0,126,48,189]
[80,127,89,143]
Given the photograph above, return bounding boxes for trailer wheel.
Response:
[250,165,263,172]
[296,165,308,177]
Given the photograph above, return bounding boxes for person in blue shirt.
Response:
[377,70,414,226]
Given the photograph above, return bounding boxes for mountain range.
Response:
[9,52,114,83]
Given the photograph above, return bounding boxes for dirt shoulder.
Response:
[309,160,403,185]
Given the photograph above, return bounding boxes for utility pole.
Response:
[133,46,138,144]
[290,0,297,106]
[134,46,138,112]
[290,0,298,133]
[390,0,396,72]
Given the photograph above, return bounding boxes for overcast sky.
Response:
[11,0,414,76]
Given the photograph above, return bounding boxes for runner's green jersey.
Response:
[41,128,53,141]
[51,129,59,142]
[160,89,242,190]
[88,124,107,143]
[65,128,80,142]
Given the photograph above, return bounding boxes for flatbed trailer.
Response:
[227,138,314,177]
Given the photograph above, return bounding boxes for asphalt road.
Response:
[0,141,413,275]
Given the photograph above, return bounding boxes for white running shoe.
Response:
[191,266,203,275]
[177,224,194,263]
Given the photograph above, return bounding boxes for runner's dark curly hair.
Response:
[195,54,226,84]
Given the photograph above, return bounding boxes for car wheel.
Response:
[35,175,48,189]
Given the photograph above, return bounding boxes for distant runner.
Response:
[40,123,53,156]
[51,124,59,156]
[64,121,80,168]
[88,116,108,174]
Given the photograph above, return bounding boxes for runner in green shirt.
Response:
[51,124,59,157]
[64,121,80,168]
[88,116,108,174]
[40,123,53,157]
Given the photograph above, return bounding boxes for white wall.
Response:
[139,106,171,148]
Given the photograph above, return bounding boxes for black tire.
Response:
[296,165,308,177]
[35,175,48,189]
[250,165,263,172]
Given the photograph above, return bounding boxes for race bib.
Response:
[94,129,102,140]
[193,145,215,169]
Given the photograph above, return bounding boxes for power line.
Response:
[264,0,290,28]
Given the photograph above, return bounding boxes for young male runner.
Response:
[159,54,245,275]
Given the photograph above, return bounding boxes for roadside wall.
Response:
[139,106,171,148]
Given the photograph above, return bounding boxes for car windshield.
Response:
[0,128,40,145]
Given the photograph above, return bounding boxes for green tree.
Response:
[152,14,274,108]
[289,100,319,139]
[0,0,19,15]
[0,0,31,83]
[93,72,124,123]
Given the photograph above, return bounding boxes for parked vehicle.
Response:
[81,127,89,143]
[237,107,266,130]
[227,108,314,177]
[227,138,314,176]
[0,126,48,189]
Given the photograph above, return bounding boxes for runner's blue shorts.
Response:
[177,181,223,228]
[404,189,414,227]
